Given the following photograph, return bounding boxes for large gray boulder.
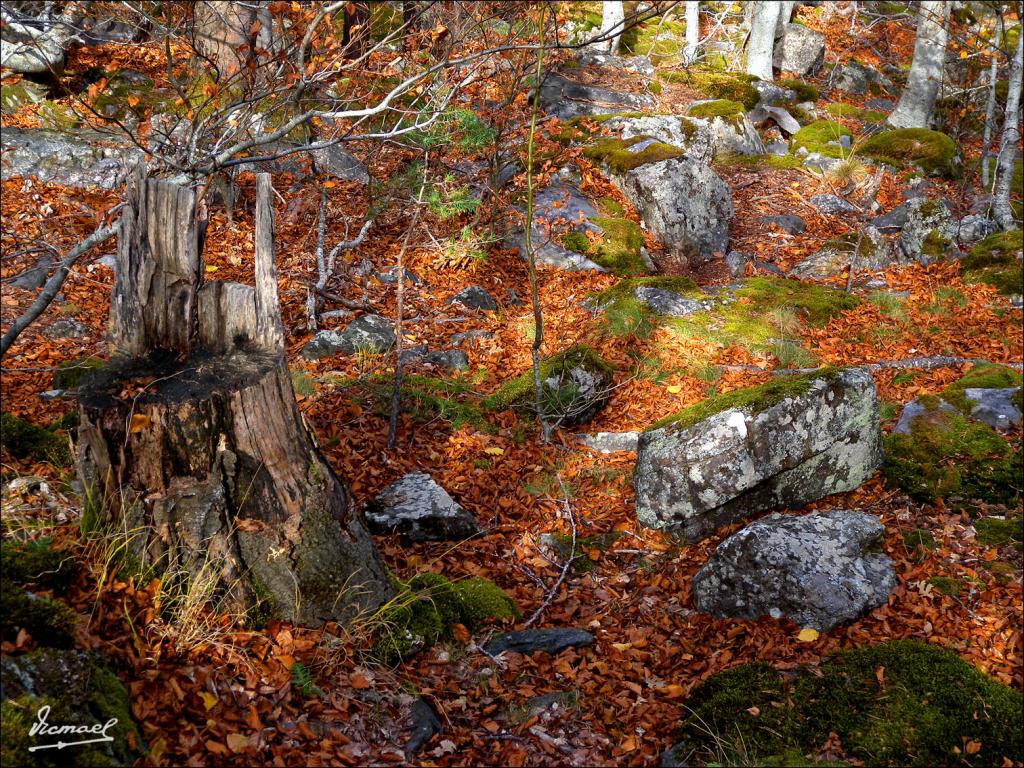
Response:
[635,368,883,541]
[616,157,733,267]
[691,510,896,631]
[790,227,894,280]
[773,24,825,76]
[538,74,653,121]
[365,472,481,542]
[1,127,142,189]
[606,115,715,164]
[896,198,958,264]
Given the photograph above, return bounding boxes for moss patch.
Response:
[583,135,685,174]
[0,413,71,466]
[825,102,888,123]
[484,345,614,413]
[960,230,1024,296]
[883,404,1022,506]
[926,575,963,596]
[678,640,1023,768]
[0,539,75,591]
[372,573,519,664]
[941,363,1023,415]
[649,367,842,432]
[593,276,699,337]
[778,79,819,103]
[790,120,853,159]
[550,111,647,145]
[662,70,761,110]
[665,276,859,353]
[589,216,647,276]
[687,99,745,122]
[860,128,959,177]
[0,587,77,646]
[975,516,1023,549]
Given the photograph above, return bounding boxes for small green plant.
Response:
[290,661,324,697]
[427,176,481,220]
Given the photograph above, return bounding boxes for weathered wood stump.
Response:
[77,168,393,625]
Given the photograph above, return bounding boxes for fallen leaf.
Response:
[225,732,249,754]
[797,628,820,642]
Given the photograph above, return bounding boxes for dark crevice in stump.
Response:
[77,169,393,625]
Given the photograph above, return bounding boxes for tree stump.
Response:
[77,168,393,625]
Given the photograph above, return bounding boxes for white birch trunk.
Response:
[888,1,950,129]
[747,1,781,81]
[684,1,700,64]
[600,0,625,53]
[776,1,796,36]
[980,20,1002,190]
[992,12,1023,230]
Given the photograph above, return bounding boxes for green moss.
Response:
[960,230,1024,296]
[687,98,745,123]
[590,216,647,276]
[290,370,316,397]
[679,640,1023,768]
[0,586,77,646]
[778,79,819,103]
[583,135,685,174]
[790,120,854,159]
[902,528,937,552]
[662,70,761,110]
[0,413,71,466]
[351,373,490,432]
[0,539,75,591]
[921,229,952,259]
[860,128,959,178]
[484,345,614,412]
[926,576,962,596]
[883,406,1022,505]
[593,276,699,337]
[825,102,888,123]
[982,561,1017,584]
[666,277,859,352]
[622,11,687,66]
[941,364,1023,415]
[975,516,1023,548]
[37,101,81,130]
[550,111,647,145]
[648,80,662,95]
[649,367,842,432]
[561,230,591,254]
[547,531,622,573]
[372,573,518,664]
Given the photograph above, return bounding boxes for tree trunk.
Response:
[992,8,1023,230]
[600,0,625,53]
[192,1,260,78]
[776,0,796,37]
[77,169,393,626]
[342,1,371,58]
[747,1,781,81]
[683,1,700,65]
[887,0,950,129]
[980,17,1002,189]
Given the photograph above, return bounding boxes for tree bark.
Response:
[992,4,1023,230]
[683,1,700,65]
[980,17,1003,190]
[887,0,950,129]
[77,168,393,626]
[600,0,625,53]
[192,1,261,78]
[746,1,781,81]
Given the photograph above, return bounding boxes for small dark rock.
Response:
[810,193,858,215]
[448,285,498,312]
[365,472,481,542]
[659,742,690,768]
[763,214,805,235]
[43,318,90,340]
[483,628,594,656]
[405,698,442,753]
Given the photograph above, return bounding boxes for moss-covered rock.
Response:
[0,539,75,591]
[0,413,71,466]
[662,70,761,110]
[484,346,614,427]
[589,216,647,276]
[52,356,104,390]
[649,367,842,432]
[583,135,685,174]
[790,120,854,159]
[0,586,77,646]
[860,128,959,178]
[778,78,819,103]
[687,99,745,122]
[677,640,1023,768]
[960,230,1024,296]
[593,276,701,337]
[372,573,519,664]
[0,649,141,767]
[941,363,1023,415]
[883,402,1022,506]
[974,515,1023,549]
[825,102,888,123]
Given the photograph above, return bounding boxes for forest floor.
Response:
[1,5,1022,767]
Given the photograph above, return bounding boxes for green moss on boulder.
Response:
[778,78,819,103]
[589,216,647,276]
[960,230,1023,296]
[662,70,761,110]
[0,413,71,466]
[583,136,685,174]
[0,539,75,591]
[825,102,888,123]
[941,363,1023,415]
[649,367,842,432]
[687,99,745,122]
[678,640,1023,768]
[883,403,1022,505]
[860,128,959,177]
[790,120,854,159]
[0,587,77,646]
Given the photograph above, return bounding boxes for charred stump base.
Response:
[77,348,390,625]
[75,168,393,626]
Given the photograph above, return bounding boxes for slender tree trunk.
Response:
[342,1,370,58]
[888,0,950,129]
[78,168,393,626]
[980,18,1003,189]
[747,1,781,81]
[776,0,796,36]
[192,1,261,79]
[993,7,1023,230]
[684,1,700,65]
[600,0,625,53]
